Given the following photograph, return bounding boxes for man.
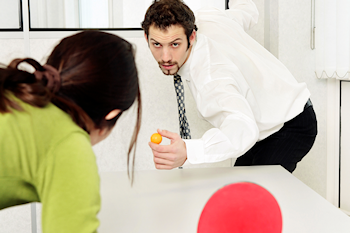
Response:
[143,0,317,172]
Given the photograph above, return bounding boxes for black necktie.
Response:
[173,74,191,139]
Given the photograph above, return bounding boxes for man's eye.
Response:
[154,43,161,47]
[173,43,179,47]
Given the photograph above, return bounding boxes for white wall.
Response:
[0,204,32,233]
[340,81,350,213]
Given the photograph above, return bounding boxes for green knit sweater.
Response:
[0,97,100,233]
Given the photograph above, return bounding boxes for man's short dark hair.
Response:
[141,0,198,48]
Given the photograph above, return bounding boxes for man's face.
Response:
[145,24,195,76]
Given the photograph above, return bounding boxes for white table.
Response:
[98,166,350,233]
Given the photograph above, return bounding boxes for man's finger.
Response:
[157,129,179,140]
[154,157,173,166]
[148,142,168,153]
[149,142,178,155]
[155,163,173,170]
[153,150,176,161]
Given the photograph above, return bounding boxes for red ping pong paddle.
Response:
[197,182,283,233]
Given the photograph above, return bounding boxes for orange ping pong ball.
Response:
[151,133,162,144]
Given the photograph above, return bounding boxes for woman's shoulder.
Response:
[1,96,89,154]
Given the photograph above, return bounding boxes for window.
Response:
[28,0,227,30]
[0,0,22,31]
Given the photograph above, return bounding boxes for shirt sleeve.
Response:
[225,0,259,30]
[38,132,100,233]
[184,67,259,165]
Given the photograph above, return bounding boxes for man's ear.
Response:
[189,30,196,46]
[144,33,150,48]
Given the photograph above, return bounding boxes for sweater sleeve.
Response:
[38,132,100,233]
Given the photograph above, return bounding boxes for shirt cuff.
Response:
[183,139,205,165]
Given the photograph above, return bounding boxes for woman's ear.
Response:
[105,109,121,120]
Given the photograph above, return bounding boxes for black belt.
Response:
[304,99,313,109]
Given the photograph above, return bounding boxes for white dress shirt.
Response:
[178,0,310,165]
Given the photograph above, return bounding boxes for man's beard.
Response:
[158,61,180,75]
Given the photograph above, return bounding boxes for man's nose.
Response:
[161,47,172,62]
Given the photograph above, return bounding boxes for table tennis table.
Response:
[98,165,350,232]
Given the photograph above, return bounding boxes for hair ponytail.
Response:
[0,58,51,113]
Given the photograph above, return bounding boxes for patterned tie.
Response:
[173,74,191,139]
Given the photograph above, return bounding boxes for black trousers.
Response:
[234,101,317,173]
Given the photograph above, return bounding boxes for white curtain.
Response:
[80,0,109,28]
[30,0,79,28]
[315,0,350,79]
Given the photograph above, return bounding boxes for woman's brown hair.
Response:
[0,30,141,182]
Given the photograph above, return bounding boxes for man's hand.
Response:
[148,129,187,170]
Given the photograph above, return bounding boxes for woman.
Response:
[0,31,141,232]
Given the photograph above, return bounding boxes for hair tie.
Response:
[34,64,61,93]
